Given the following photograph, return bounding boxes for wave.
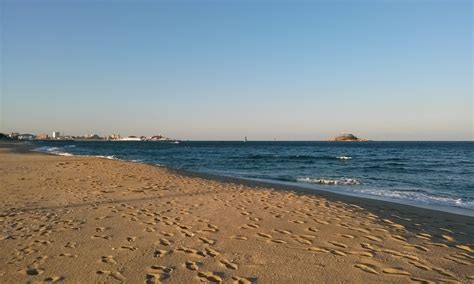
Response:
[337,156,352,160]
[35,146,116,160]
[34,146,74,157]
[297,177,361,186]
[93,155,116,160]
[350,187,474,210]
[242,154,350,161]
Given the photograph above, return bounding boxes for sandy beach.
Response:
[0,143,473,283]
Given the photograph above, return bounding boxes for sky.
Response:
[1,0,472,140]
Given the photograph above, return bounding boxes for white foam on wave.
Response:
[351,187,474,210]
[296,176,473,211]
[93,155,116,160]
[337,156,352,160]
[297,177,361,185]
[34,146,75,157]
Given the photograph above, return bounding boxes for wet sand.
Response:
[0,143,473,283]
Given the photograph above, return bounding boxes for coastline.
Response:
[1,141,473,283]
[27,140,474,217]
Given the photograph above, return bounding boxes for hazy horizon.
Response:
[1,1,472,141]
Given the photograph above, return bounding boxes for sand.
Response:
[0,143,473,283]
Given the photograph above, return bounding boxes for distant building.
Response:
[9,132,19,139]
[107,134,121,140]
[87,134,101,139]
[18,134,36,140]
[37,133,49,140]
[52,131,60,139]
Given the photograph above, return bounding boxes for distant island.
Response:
[330,133,368,142]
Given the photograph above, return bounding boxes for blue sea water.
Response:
[33,141,474,216]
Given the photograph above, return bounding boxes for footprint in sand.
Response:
[330,249,347,256]
[347,250,374,257]
[339,234,355,239]
[381,249,403,257]
[314,219,329,225]
[408,261,430,271]
[145,265,173,284]
[59,252,77,258]
[241,224,260,229]
[20,267,44,276]
[181,230,195,237]
[427,242,448,248]
[444,255,470,265]
[185,261,199,271]
[197,271,223,283]
[101,255,117,264]
[361,243,381,252]
[64,242,77,249]
[118,245,137,251]
[159,238,171,246]
[382,268,410,276]
[96,270,126,281]
[391,235,407,242]
[232,276,253,284]
[146,273,165,284]
[409,277,435,284]
[220,259,238,270]
[153,250,169,258]
[365,235,383,242]
[307,227,318,233]
[271,239,287,244]
[256,233,272,239]
[274,229,292,235]
[432,267,456,278]
[354,263,379,275]
[411,245,430,252]
[44,276,64,283]
[34,239,52,246]
[91,234,112,240]
[308,247,330,253]
[328,241,348,249]
[205,247,220,257]
[199,237,216,245]
[294,238,312,245]
[230,235,248,241]
[177,247,199,255]
[299,234,316,240]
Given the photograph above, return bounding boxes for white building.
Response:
[52,131,60,139]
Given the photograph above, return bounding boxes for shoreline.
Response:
[1,141,473,283]
[22,140,474,218]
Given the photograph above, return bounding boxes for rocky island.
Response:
[330,133,368,141]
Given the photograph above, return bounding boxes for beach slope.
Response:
[0,144,473,283]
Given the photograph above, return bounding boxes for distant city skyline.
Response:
[1,1,472,141]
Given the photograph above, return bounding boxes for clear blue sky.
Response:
[1,0,472,140]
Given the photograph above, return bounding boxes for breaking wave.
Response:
[297,177,361,185]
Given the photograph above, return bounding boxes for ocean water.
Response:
[33,141,474,216]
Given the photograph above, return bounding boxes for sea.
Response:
[33,141,474,216]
